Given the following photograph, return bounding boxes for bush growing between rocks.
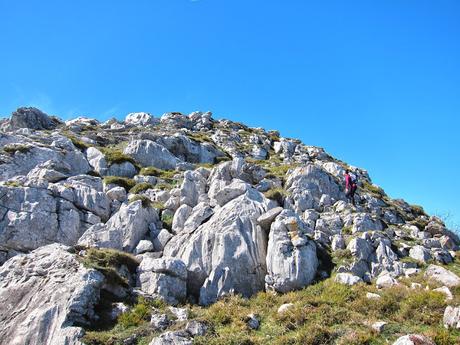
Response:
[264,187,288,205]
[3,143,31,155]
[140,166,177,179]
[129,182,155,194]
[129,195,153,208]
[103,176,136,191]
[79,247,139,287]
[100,146,137,166]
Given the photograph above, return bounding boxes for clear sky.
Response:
[0,1,459,228]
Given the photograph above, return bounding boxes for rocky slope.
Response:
[0,107,459,344]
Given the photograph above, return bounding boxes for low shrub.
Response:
[103,176,136,191]
[100,147,136,165]
[129,183,155,194]
[129,194,153,208]
[264,187,288,205]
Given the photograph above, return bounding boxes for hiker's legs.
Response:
[350,185,357,205]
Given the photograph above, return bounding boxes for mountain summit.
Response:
[0,107,459,344]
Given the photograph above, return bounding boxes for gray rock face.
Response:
[138,257,187,305]
[424,264,460,287]
[0,185,98,254]
[409,245,432,263]
[10,107,57,130]
[164,188,271,305]
[78,200,158,252]
[124,139,181,169]
[0,244,104,345]
[265,210,318,293]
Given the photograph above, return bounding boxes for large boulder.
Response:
[124,139,181,169]
[444,305,460,329]
[424,264,460,287]
[138,257,187,305]
[9,107,58,130]
[265,210,318,293]
[164,188,272,305]
[0,185,100,257]
[0,244,104,345]
[78,200,158,252]
[125,112,158,126]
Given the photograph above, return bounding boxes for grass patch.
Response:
[264,187,288,205]
[161,212,174,231]
[79,248,139,287]
[129,183,155,194]
[104,176,136,191]
[410,204,426,216]
[361,181,386,198]
[67,135,91,150]
[129,195,153,208]
[3,143,31,155]
[4,180,21,187]
[139,166,177,179]
[341,226,352,235]
[99,146,137,165]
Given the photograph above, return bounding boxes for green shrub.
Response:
[118,298,151,328]
[4,180,21,187]
[3,143,31,155]
[80,248,139,286]
[129,183,155,194]
[264,187,288,205]
[341,226,352,235]
[410,204,425,216]
[67,135,91,150]
[139,166,176,179]
[362,181,386,197]
[215,155,232,164]
[99,147,136,165]
[129,195,153,208]
[103,176,136,191]
[161,212,174,230]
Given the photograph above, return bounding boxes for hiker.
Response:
[345,169,357,205]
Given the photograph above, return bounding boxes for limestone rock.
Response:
[335,273,363,286]
[443,305,460,329]
[0,244,104,345]
[10,107,57,130]
[424,264,460,287]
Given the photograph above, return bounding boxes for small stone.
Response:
[366,292,381,300]
[335,273,363,286]
[185,320,208,336]
[150,313,170,331]
[371,321,387,333]
[376,275,399,289]
[277,303,294,314]
[246,313,260,330]
[168,306,188,321]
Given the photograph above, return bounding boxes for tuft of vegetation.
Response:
[67,135,91,150]
[99,147,137,166]
[129,183,155,194]
[264,187,288,205]
[215,155,232,164]
[3,143,31,155]
[79,248,139,287]
[139,166,177,180]
[410,204,426,216]
[187,132,213,143]
[129,195,153,208]
[161,212,174,231]
[4,180,21,187]
[362,180,386,198]
[341,225,353,235]
[103,176,136,191]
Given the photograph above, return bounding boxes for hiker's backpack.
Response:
[350,173,358,185]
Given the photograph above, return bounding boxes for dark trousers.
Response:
[346,185,357,205]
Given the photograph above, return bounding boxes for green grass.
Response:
[79,248,139,287]
[187,132,214,143]
[361,181,386,198]
[4,180,21,187]
[67,135,91,150]
[264,187,288,205]
[410,204,426,216]
[129,194,153,208]
[161,212,174,231]
[3,143,31,155]
[139,166,177,179]
[190,274,460,345]
[341,226,352,236]
[103,176,136,191]
[129,183,155,194]
[99,146,137,166]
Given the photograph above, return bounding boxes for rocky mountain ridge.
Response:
[0,107,459,345]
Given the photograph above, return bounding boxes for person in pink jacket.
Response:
[344,169,357,205]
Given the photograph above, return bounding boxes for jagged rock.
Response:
[331,234,345,251]
[213,179,249,206]
[246,313,260,329]
[376,274,399,289]
[149,331,192,345]
[172,204,193,234]
[138,257,187,305]
[185,320,208,336]
[265,210,318,293]
[135,240,154,254]
[164,188,271,305]
[125,112,158,126]
[152,229,173,252]
[352,213,383,233]
[0,244,104,345]
[157,134,225,164]
[277,303,294,314]
[372,321,387,333]
[65,116,99,128]
[424,265,460,287]
[168,306,189,321]
[335,273,363,286]
[444,305,460,329]
[178,170,207,207]
[347,238,373,261]
[124,139,181,169]
[257,206,284,230]
[106,186,127,202]
[433,286,453,301]
[181,202,214,234]
[10,107,58,130]
[150,313,170,331]
[0,185,96,253]
[78,200,158,252]
[392,334,435,345]
[409,245,432,263]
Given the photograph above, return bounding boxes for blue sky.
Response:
[0,1,459,228]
